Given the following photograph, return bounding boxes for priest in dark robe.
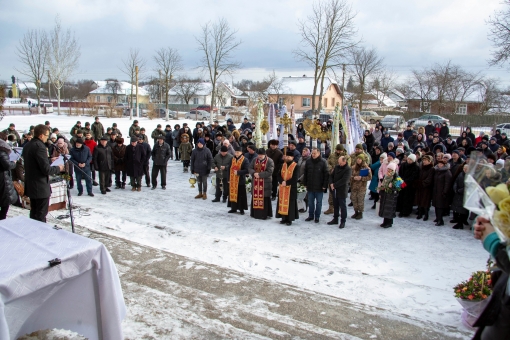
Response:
[276,150,300,225]
[227,145,249,214]
[248,148,275,220]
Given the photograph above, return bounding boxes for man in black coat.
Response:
[23,124,64,222]
[151,135,171,189]
[327,156,351,229]
[302,148,329,223]
[190,138,213,199]
[125,136,146,191]
[137,136,152,187]
[93,136,114,194]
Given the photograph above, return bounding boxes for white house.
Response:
[168,82,236,107]
[87,81,150,104]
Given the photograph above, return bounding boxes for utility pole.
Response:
[135,66,139,118]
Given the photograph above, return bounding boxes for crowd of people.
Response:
[1,116,510,230]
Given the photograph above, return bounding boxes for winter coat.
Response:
[213,152,233,178]
[372,130,382,143]
[415,163,435,208]
[403,129,414,141]
[179,142,192,161]
[329,163,352,198]
[369,161,381,193]
[449,158,463,176]
[378,158,400,181]
[139,142,151,165]
[248,156,275,197]
[379,189,398,219]
[244,151,258,165]
[297,155,310,182]
[465,128,476,146]
[327,150,350,171]
[151,128,165,145]
[0,141,18,206]
[112,144,126,171]
[164,129,173,148]
[190,147,213,176]
[302,155,329,192]
[151,142,171,166]
[364,133,375,152]
[70,145,92,170]
[350,164,372,192]
[451,171,468,214]
[111,128,122,138]
[91,122,104,140]
[23,138,62,199]
[489,142,500,153]
[3,128,21,144]
[93,144,113,171]
[172,130,180,148]
[424,124,435,137]
[83,139,97,164]
[439,126,449,139]
[380,135,394,150]
[445,140,457,154]
[432,164,452,208]
[124,143,146,177]
[267,147,283,176]
[129,124,139,138]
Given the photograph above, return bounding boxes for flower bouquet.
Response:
[246,177,252,194]
[453,259,493,328]
[297,184,307,200]
[377,175,404,193]
[465,153,510,242]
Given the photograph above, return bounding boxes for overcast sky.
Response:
[0,0,507,87]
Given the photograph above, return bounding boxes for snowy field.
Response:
[3,113,489,338]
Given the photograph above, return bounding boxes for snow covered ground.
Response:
[3,113,488,338]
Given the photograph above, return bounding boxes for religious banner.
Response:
[268,104,278,142]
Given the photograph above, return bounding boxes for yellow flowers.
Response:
[486,183,510,239]
[486,183,510,205]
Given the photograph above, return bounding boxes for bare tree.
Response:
[349,46,384,113]
[265,70,287,106]
[120,48,146,117]
[15,29,48,108]
[487,1,510,67]
[370,69,397,107]
[153,47,182,120]
[196,18,242,124]
[172,77,203,104]
[47,15,80,114]
[294,0,358,113]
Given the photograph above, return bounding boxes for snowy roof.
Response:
[89,81,148,96]
[388,89,405,100]
[369,90,397,107]
[17,82,37,90]
[267,76,341,96]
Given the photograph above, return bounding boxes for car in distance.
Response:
[185,110,210,120]
[360,111,384,124]
[408,114,450,127]
[494,123,510,136]
[154,108,176,119]
[221,106,235,116]
[381,115,407,132]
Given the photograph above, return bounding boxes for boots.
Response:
[351,211,359,219]
[355,212,363,220]
[416,207,423,219]
[371,202,376,209]
[202,193,207,200]
[452,222,464,229]
[450,212,459,224]
[195,193,203,199]
[423,209,429,221]
[327,218,338,225]
[324,207,334,215]
[121,183,126,189]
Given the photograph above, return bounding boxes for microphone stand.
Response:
[53,145,98,234]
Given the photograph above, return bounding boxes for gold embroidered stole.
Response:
[229,156,244,202]
[277,162,297,215]
[252,158,267,210]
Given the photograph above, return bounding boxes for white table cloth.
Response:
[0,216,126,340]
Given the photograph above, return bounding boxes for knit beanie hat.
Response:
[387,152,396,159]
[396,148,404,154]
[407,154,416,162]
[443,153,452,160]
[197,138,205,145]
[380,152,387,160]
[355,143,363,150]
[387,162,397,171]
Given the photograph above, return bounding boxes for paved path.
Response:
[9,207,471,339]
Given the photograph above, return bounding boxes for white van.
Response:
[29,103,54,114]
